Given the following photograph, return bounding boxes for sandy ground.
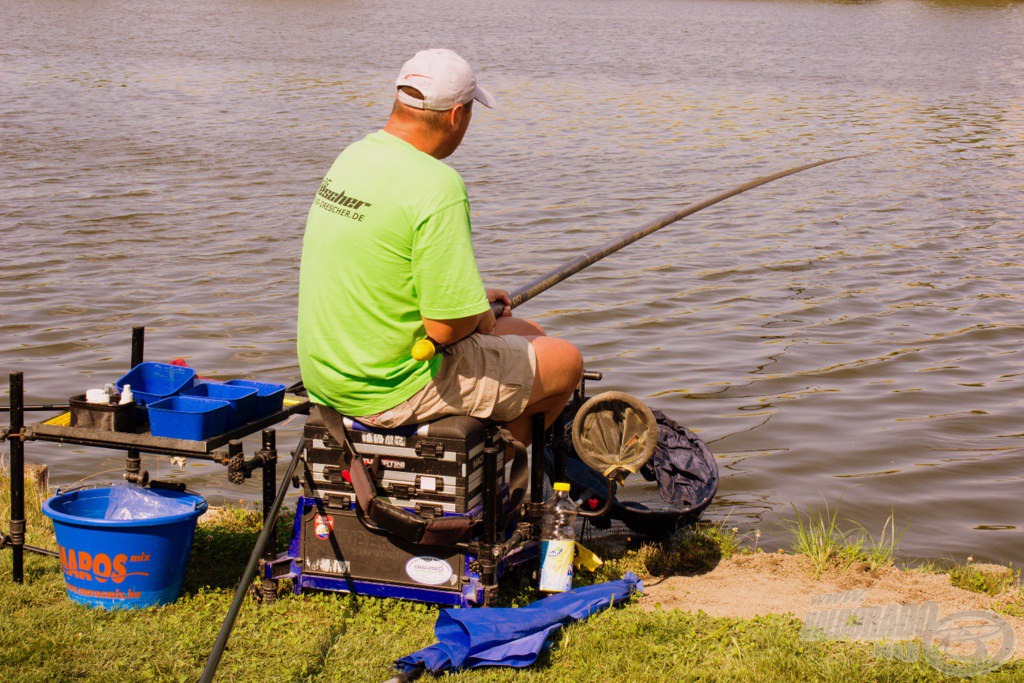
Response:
[641,552,1024,664]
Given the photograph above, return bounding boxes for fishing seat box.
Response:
[300,414,505,516]
[293,495,478,603]
[292,415,509,605]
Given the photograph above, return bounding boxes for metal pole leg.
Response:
[124,448,148,486]
[130,326,145,368]
[9,372,25,584]
[259,429,278,603]
[530,412,546,507]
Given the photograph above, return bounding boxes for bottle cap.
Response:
[554,482,570,492]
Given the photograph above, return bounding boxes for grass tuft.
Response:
[788,504,903,577]
[852,511,904,572]
[789,503,855,575]
[948,558,1019,597]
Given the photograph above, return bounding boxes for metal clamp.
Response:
[414,441,444,458]
[225,440,277,485]
[323,465,346,484]
[414,503,442,519]
[388,482,414,499]
[324,492,352,510]
[8,519,25,545]
[0,427,28,443]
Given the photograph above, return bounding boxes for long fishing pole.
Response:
[199,433,304,683]
[0,404,70,413]
[411,154,856,362]
[0,384,304,414]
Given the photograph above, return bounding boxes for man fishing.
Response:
[297,48,583,445]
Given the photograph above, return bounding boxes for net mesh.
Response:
[548,394,719,540]
[571,391,658,479]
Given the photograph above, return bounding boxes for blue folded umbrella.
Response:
[394,572,642,676]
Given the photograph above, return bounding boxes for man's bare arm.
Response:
[421,289,509,344]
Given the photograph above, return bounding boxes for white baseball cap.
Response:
[395,49,495,111]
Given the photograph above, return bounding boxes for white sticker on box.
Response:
[405,557,453,586]
[420,476,437,492]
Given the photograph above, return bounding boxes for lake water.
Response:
[2,0,1023,567]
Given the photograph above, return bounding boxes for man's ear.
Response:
[449,103,466,128]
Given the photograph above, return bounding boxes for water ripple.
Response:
[3,0,1024,563]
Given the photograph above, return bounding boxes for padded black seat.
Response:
[344,414,487,439]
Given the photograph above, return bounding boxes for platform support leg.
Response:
[529,412,546,511]
[478,439,500,604]
[123,448,148,486]
[482,442,498,548]
[8,372,25,584]
[552,410,567,483]
[259,429,278,603]
[130,326,144,368]
[123,327,148,485]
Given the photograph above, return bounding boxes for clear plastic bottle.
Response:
[538,481,578,593]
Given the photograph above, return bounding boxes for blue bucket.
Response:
[42,487,207,609]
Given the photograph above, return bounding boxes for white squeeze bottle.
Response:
[539,481,577,593]
[119,384,134,405]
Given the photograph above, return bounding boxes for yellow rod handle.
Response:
[411,338,438,362]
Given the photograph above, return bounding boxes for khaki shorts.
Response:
[356,334,537,428]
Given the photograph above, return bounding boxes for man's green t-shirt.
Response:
[297,130,489,416]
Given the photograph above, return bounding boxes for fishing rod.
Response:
[199,432,305,683]
[0,404,70,413]
[411,154,857,362]
[0,382,305,414]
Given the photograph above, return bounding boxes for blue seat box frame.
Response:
[265,414,532,607]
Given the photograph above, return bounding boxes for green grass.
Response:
[948,560,1020,598]
[3,471,1023,681]
[909,556,1024,620]
[588,520,741,581]
[788,504,904,576]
